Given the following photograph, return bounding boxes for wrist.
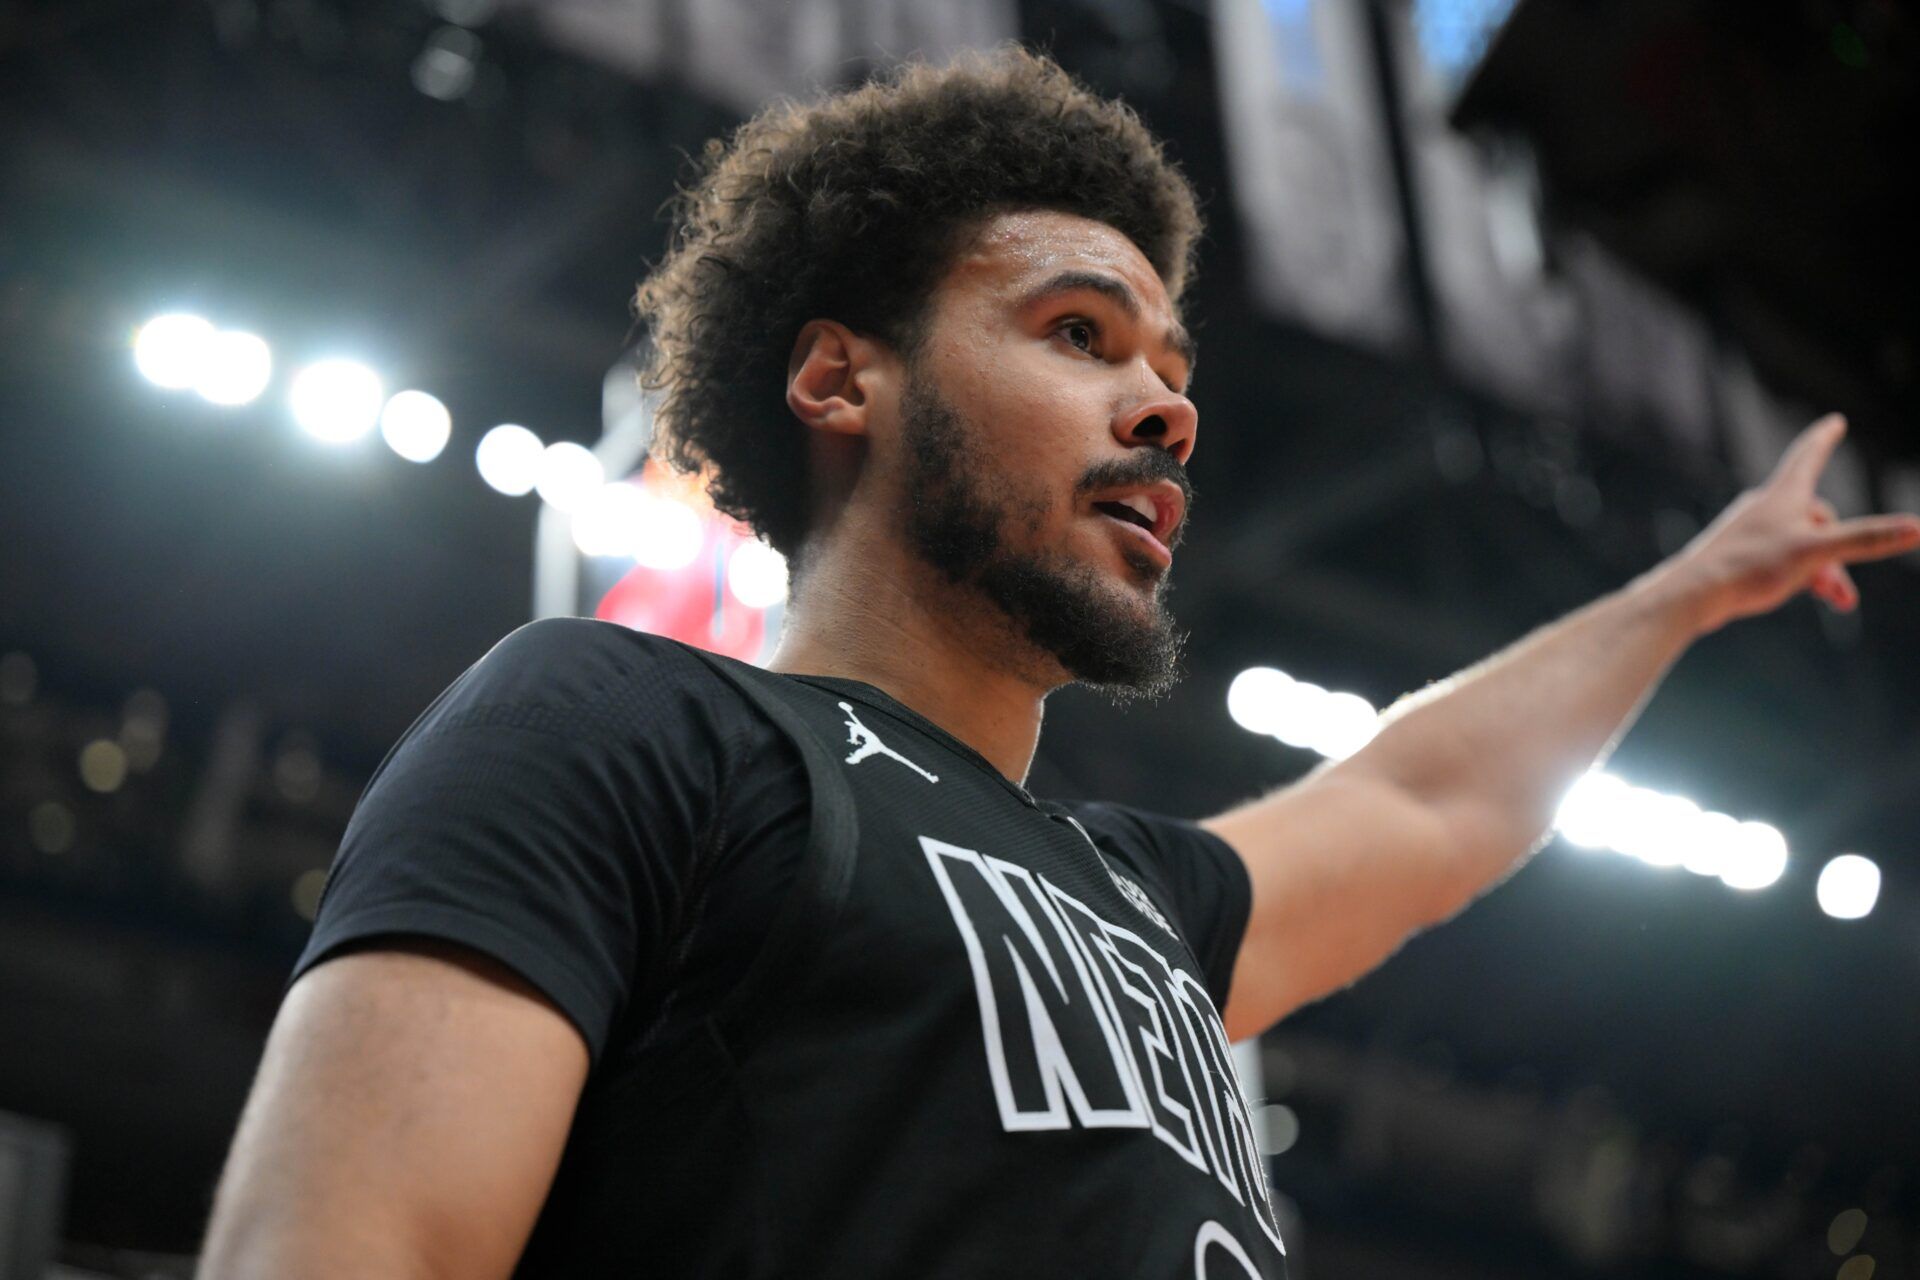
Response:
[1629,557,1726,641]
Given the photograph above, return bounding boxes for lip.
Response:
[1094,509,1174,568]
[1087,479,1186,557]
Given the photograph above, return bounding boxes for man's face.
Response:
[890,210,1200,701]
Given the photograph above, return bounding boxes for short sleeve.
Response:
[292,618,742,1065]
[1056,800,1252,1010]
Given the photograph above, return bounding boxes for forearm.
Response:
[1338,561,1711,906]
[1213,416,1915,1033]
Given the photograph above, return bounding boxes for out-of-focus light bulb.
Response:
[535,441,605,513]
[728,540,788,608]
[380,390,452,463]
[1720,821,1789,891]
[1553,770,1627,850]
[134,313,216,389]
[1269,680,1329,751]
[412,25,481,101]
[1306,690,1379,760]
[1227,667,1293,737]
[571,481,644,558]
[78,739,129,793]
[290,359,384,443]
[193,330,272,405]
[1816,853,1880,919]
[1613,791,1700,868]
[631,493,705,570]
[475,424,543,496]
[1681,810,1743,878]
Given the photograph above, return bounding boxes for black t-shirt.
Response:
[296,618,1288,1278]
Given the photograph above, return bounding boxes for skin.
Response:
[197,941,587,1279]
[770,209,1200,780]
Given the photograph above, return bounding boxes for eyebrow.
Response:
[1018,268,1199,377]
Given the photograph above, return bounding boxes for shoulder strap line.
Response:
[682,649,860,1047]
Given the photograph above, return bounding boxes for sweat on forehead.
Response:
[951,211,1167,289]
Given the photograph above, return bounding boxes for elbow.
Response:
[1422,798,1549,926]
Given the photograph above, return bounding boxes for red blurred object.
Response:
[592,519,769,663]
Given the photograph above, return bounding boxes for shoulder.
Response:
[420,619,762,748]
[1052,799,1251,939]
[1055,798,1253,1007]
[1055,799,1237,871]
[455,617,724,704]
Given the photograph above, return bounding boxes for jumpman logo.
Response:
[838,702,939,783]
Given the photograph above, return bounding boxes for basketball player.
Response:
[196,47,1920,1280]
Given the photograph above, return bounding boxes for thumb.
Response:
[1809,562,1856,610]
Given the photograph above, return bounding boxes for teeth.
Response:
[1115,494,1157,527]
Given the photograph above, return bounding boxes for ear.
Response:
[786,320,891,438]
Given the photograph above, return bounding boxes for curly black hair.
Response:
[631,45,1202,564]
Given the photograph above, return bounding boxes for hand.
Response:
[1669,414,1920,635]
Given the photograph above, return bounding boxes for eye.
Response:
[1059,320,1098,354]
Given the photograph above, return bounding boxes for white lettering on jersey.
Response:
[921,836,1287,1259]
[838,702,938,783]
[1194,1220,1268,1275]
[922,840,1148,1130]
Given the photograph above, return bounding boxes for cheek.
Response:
[929,338,1108,528]
[977,359,1102,455]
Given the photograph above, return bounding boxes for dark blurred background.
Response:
[2,0,1916,1276]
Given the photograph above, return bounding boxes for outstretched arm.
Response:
[1208,415,1920,1042]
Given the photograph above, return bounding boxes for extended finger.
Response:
[1808,513,1920,564]
[1811,562,1857,610]
[1769,413,1848,496]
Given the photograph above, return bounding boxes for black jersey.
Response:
[295,618,1288,1278]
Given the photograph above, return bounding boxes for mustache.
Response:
[1076,452,1197,545]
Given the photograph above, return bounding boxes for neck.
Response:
[767,538,1055,786]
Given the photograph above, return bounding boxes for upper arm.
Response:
[198,941,590,1280]
[1203,767,1462,1042]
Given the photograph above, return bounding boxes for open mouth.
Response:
[1093,498,1157,533]
[1089,496,1173,570]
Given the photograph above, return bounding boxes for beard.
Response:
[898,369,1190,703]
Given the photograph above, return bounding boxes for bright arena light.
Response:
[1236,669,1809,901]
[192,330,272,406]
[1268,679,1330,751]
[535,441,606,513]
[1227,667,1294,737]
[571,481,646,558]
[290,359,385,443]
[1612,790,1701,869]
[380,390,451,463]
[727,540,789,609]
[1305,690,1380,760]
[134,313,215,389]
[475,423,544,496]
[1226,666,1377,759]
[1681,810,1744,878]
[631,493,705,571]
[1816,854,1880,920]
[563,479,705,564]
[1719,820,1789,891]
[1553,771,1630,850]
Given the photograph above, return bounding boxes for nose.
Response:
[1114,390,1198,465]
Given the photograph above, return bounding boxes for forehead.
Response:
[941,209,1176,319]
